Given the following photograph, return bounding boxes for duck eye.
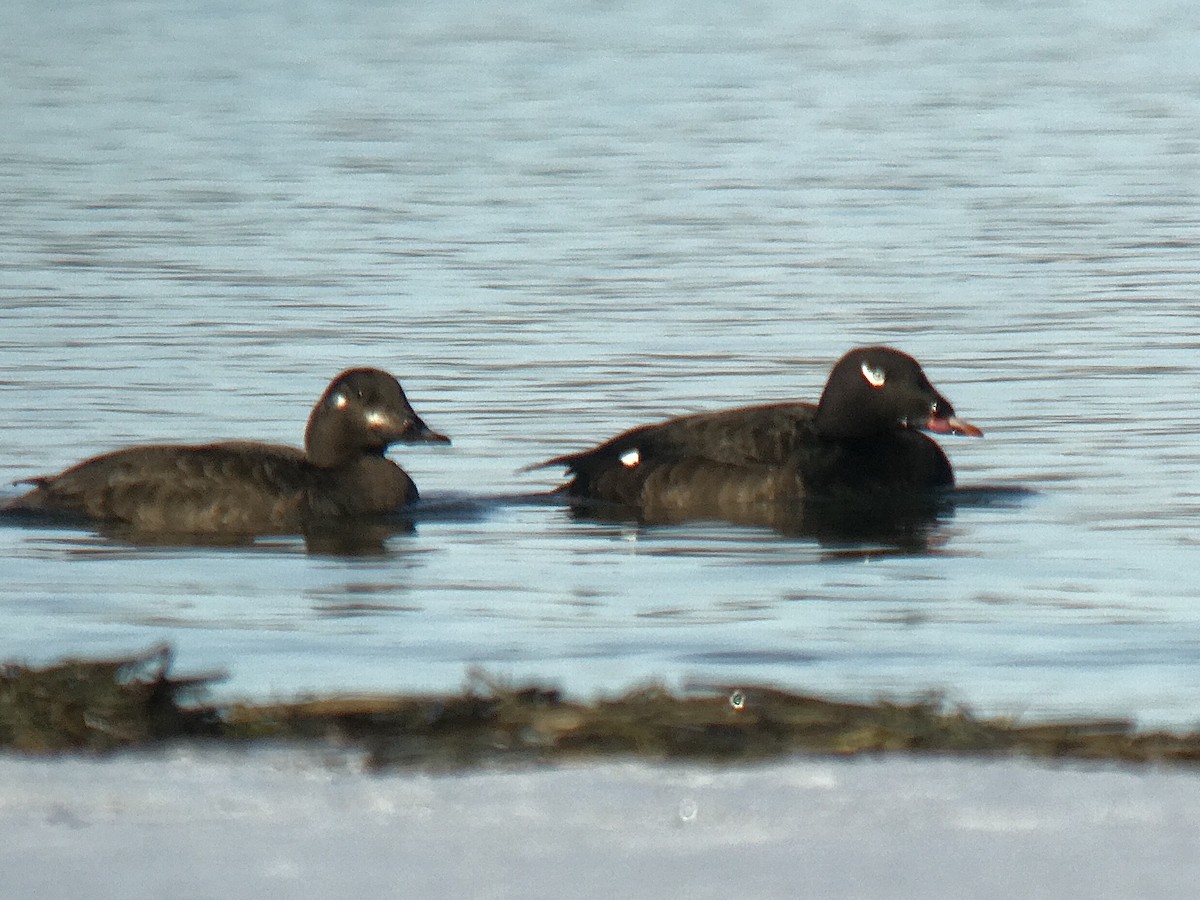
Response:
[860,361,887,388]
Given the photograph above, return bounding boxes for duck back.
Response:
[548,402,817,491]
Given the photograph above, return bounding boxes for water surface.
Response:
[1,0,1198,724]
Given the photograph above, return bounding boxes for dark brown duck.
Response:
[3,368,449,535]
[534,347,982,524]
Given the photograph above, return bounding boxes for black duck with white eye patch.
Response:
[530,346,982,529]
[3,367,450,536]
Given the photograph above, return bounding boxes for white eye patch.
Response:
[860,361,887,388]
[365,410,390,429]
[331,392,349,410]
[619,448,641,468]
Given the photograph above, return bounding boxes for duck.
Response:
[531,347,981,526]
[2,368,449,535]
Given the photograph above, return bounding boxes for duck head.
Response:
[305,368,450,468]
[812,347,982,441]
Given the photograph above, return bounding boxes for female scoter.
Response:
[3,368,449,535]
[533,347,982,525]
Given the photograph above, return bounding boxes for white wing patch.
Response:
[860,361,887,388]
[619,448,641,468]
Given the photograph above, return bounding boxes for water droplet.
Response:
[729,689,745,710]
[677,798,698,823]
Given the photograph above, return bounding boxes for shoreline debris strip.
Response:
[3,647,1199,770]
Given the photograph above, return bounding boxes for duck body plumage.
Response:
[10,442,418,534]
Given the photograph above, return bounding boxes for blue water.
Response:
[1,0,1198,724]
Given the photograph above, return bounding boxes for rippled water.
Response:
[1,0,1198,723]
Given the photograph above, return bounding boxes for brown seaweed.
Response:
[4,648,1200,770]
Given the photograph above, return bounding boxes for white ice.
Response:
[2,750,1198,899]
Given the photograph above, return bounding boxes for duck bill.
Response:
[396,413,451,445]
[365,408,451,445]
[922,415,983,438]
